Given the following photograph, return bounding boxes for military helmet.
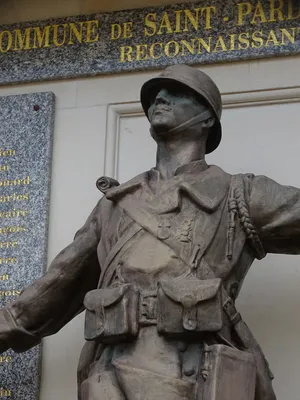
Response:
[140,64,222,154]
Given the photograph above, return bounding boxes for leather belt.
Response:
[139,290,157,326]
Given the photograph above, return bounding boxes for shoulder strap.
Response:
[98,223,142,288]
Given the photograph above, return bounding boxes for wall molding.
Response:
[104,86,300,178]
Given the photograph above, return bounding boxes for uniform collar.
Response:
[106,160,231,213]
[149,159,209,181]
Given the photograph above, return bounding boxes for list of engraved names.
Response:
[0,148,30,397]
[0,92,54,400]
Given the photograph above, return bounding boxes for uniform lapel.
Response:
[179,165,231,213]
[105,172,146,201]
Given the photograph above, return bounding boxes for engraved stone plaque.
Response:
[0,92,54,399]
[0,1,300,84]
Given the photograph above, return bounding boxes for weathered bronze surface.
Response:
[3,63,300,399]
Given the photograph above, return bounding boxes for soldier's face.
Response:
[148,84,207,139]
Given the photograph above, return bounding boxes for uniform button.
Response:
[183,366,195,377]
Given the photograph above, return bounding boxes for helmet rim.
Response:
[140,75,222,154]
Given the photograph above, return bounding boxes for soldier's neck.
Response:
[155,139,206,180]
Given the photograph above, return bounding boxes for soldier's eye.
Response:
[170,90,186,99]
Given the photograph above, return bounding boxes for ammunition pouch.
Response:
[157,278,223,338]
[201,344,256,400]
[84,284,139,344]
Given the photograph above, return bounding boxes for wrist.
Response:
[0,308,12,353]
[0,308,40,353]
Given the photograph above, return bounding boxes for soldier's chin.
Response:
[150,122,174,140]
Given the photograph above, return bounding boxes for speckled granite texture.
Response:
[0,92,54,399]
[0,0,299,84]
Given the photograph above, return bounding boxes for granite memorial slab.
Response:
[0,0,299,85]
[0,92,54,399]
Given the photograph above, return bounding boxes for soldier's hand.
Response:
[0,308,11,353]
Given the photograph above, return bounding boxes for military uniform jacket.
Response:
[1,159,300,398]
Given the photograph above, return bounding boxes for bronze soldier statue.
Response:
[2,63,300,400]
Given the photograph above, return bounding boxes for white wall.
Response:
[0,55,300,399]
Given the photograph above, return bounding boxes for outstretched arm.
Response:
[249,175,300,255]
[0,199,102,353]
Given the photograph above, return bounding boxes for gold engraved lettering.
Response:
[237,2,252,25]
[0,31,13,53]
[136,44,148,60]
[229,34,236,50]
[238,32,250,49]
[85,20,99,43]
[144,13,157,36]
[265,29,280,46]
[0,274,9,281]
[201,6,216,29]
[196,37,212,53]
[111,22,133,40]
[13,28,31,50]
[251,30,264,48]
[157,12,173,35]
[0,356,11,363]
[165,40,180,57]
[0,165,9,172]
[111,24,122,40]
[0,257,17,265]
[281,27,296,44]
[68,22,84,45]
[0,209,29,218]
[251,1,267,24]
[32,26,51,48]
[0,388,12,397]
[123,22,133,38]
[144,7,216,36]
[0,193,29,203]
[120,45,133,62]
[0,226,26,234]
[0,19,101,52]
[269,0,285,22]
[174,10,183,33]
[182,9,201,32]
[119,25,300,64]
[213,35,228,52]
[53,24,68,47]
[0,149,16,157]
[0,176,30,187]
[0,289,20,296]
[0,241,18,249]
[149,42,163,59]
[287,0,300,20]
[181,39,196,55]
